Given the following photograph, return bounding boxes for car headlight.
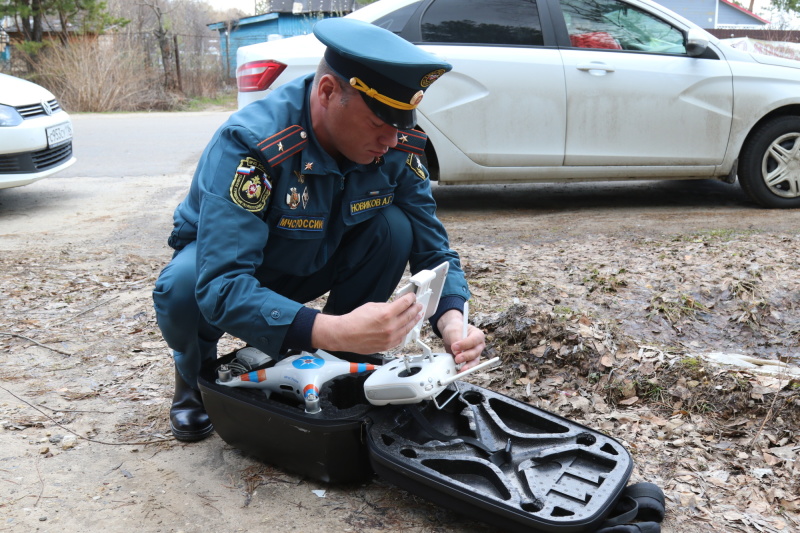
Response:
[0,104,23,127]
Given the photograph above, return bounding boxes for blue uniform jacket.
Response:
[167,74,470,354]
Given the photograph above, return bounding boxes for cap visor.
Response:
[361,94,417,129]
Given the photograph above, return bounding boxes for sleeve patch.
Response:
[406,153,427,180]
[230,157,272,212]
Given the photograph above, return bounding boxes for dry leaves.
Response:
[463,232,800,532]
[2,219,800,532]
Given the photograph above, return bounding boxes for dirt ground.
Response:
[1,170,799,533]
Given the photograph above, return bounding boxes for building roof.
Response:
[254,0,357,14]
[208,12,277,31]
[719,0,770,25]
[208,0,358,30]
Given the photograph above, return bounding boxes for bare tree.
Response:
[139,0,179,92]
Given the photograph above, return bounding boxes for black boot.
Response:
[169,367,214,442]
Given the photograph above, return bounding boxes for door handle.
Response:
[576,62,615,73]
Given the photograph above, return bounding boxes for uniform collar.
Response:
[294,86,332,177]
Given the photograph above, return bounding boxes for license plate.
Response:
[46,121,73,148]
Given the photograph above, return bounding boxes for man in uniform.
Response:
[153,18,486,442]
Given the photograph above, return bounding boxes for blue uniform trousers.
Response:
[153,205,413,389]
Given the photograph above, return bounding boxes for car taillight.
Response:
[236,60,288,92]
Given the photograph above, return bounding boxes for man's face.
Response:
[323,82,400,165]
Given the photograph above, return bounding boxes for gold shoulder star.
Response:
[277,141,284,152]
[399,134,409,143]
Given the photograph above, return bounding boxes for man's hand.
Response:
[437,308,485,372]
[311,293,422,354]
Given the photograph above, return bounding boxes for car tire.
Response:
[739,115,800,208]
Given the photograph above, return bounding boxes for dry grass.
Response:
[25,37,228,112]
[32,38,168,111]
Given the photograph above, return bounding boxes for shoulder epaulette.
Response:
[392,129,427,156]
[257,125,308,166]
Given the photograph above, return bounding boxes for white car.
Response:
[0,73,76,189]
[236,0,800,209]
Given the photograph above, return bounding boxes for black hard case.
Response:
[198,353,632,532]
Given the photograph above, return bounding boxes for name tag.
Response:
[276,215,325,231]
[350,193,394,215]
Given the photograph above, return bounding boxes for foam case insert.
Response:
[366,382,632,532]
[199,353,632,531]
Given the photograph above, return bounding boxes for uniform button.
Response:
[270,310,281,319]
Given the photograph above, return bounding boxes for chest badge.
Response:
[294,170,305,184]
[301,187,309,209]
[286,187,300,209]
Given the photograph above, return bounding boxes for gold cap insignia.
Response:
[420,69,446,88]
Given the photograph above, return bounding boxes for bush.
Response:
[178,51,229,101]
[32,37,174,112]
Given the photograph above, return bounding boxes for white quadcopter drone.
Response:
[362,262,500,407]
[215,348,377,414]
[215,262,500,413]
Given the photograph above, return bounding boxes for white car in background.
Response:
[236,0,800,209]
[0,72,75,189]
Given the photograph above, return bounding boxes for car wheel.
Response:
[739,115,800,208]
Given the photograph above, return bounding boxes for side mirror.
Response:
[685,28,709,57]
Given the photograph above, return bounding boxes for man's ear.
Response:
[316,74,337,109]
